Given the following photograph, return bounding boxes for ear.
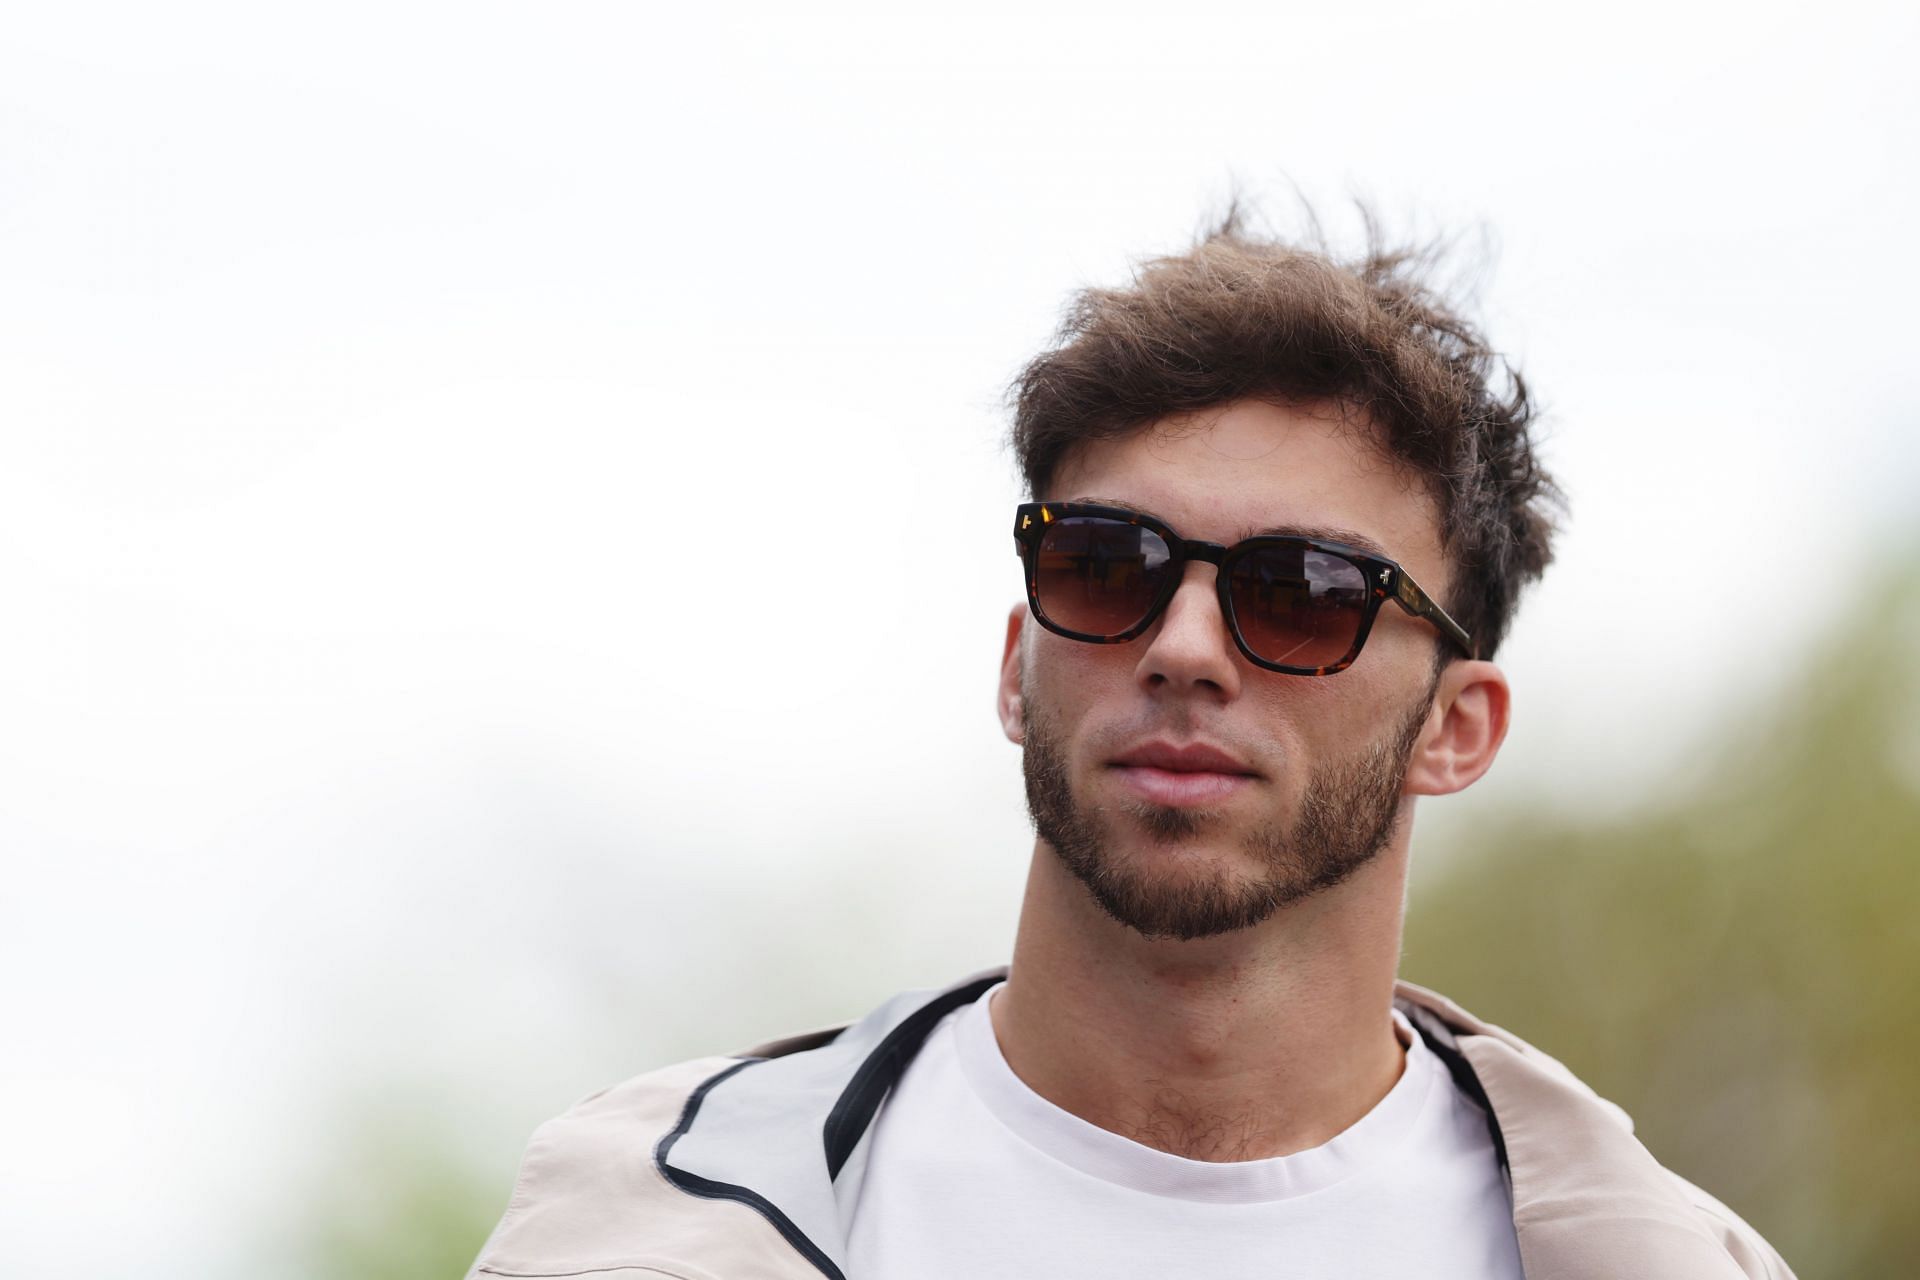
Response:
[1402,659,1510,797]
[997,603,1028,744]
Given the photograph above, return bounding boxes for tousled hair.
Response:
[1009,208,1563,662]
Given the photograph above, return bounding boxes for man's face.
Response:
[1005,398,1453,941]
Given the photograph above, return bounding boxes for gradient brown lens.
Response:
[1226,545,1368,669]
[1032,517,1172,637]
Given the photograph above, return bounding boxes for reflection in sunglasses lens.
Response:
[1034,518,1171,636]
[1228,546,1367,670]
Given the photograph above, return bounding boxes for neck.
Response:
[990,834,1411,1161]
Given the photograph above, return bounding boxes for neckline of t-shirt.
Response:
[949,980,1439,1204]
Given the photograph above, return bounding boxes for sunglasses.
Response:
[1014,501,1475,675]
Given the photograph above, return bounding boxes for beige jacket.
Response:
[467,966,1795,1279]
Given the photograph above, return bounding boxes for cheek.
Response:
[1247,669,1389,759]
[1291,664,1432,759]
[1021,640,1134,739]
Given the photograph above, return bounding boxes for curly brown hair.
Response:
[1009,211,1563,663]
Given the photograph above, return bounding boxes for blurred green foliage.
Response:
[1405,552,1920,1276]
[299,1103,505,1280]
[323,555,1918,1279]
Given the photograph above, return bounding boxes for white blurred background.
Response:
[3,3,1915,1275]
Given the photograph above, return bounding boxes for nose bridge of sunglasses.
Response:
[1133,539,1235,635]
[1157,552,1237,632]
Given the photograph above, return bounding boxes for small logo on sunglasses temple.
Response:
[1379,568,1390,584]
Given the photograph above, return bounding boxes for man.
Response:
[466,218,1795,1279]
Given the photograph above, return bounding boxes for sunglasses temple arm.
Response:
[1394,572,1478,660]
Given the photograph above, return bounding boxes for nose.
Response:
[1134,560,1242,702]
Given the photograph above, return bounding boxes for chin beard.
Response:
[1019,691,1432,942]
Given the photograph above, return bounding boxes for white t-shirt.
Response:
[843,981,1523,1278]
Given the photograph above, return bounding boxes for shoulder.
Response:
[465,1055,784,1280]
[467,971,1002,1280]
[1396,980,1796,1280]
[508,1054,737,1199]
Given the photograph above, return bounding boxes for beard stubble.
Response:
[1020,683,1435,942]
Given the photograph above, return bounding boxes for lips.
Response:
[1108,740,1259,807]
[1110,741,1258,776]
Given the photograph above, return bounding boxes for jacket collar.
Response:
[656,966,1753,1280]
[656,968,1003,1279]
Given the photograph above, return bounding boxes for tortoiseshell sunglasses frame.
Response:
[1013,501,1476,676]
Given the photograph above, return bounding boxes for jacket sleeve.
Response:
[1666,1171,1798,1280]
